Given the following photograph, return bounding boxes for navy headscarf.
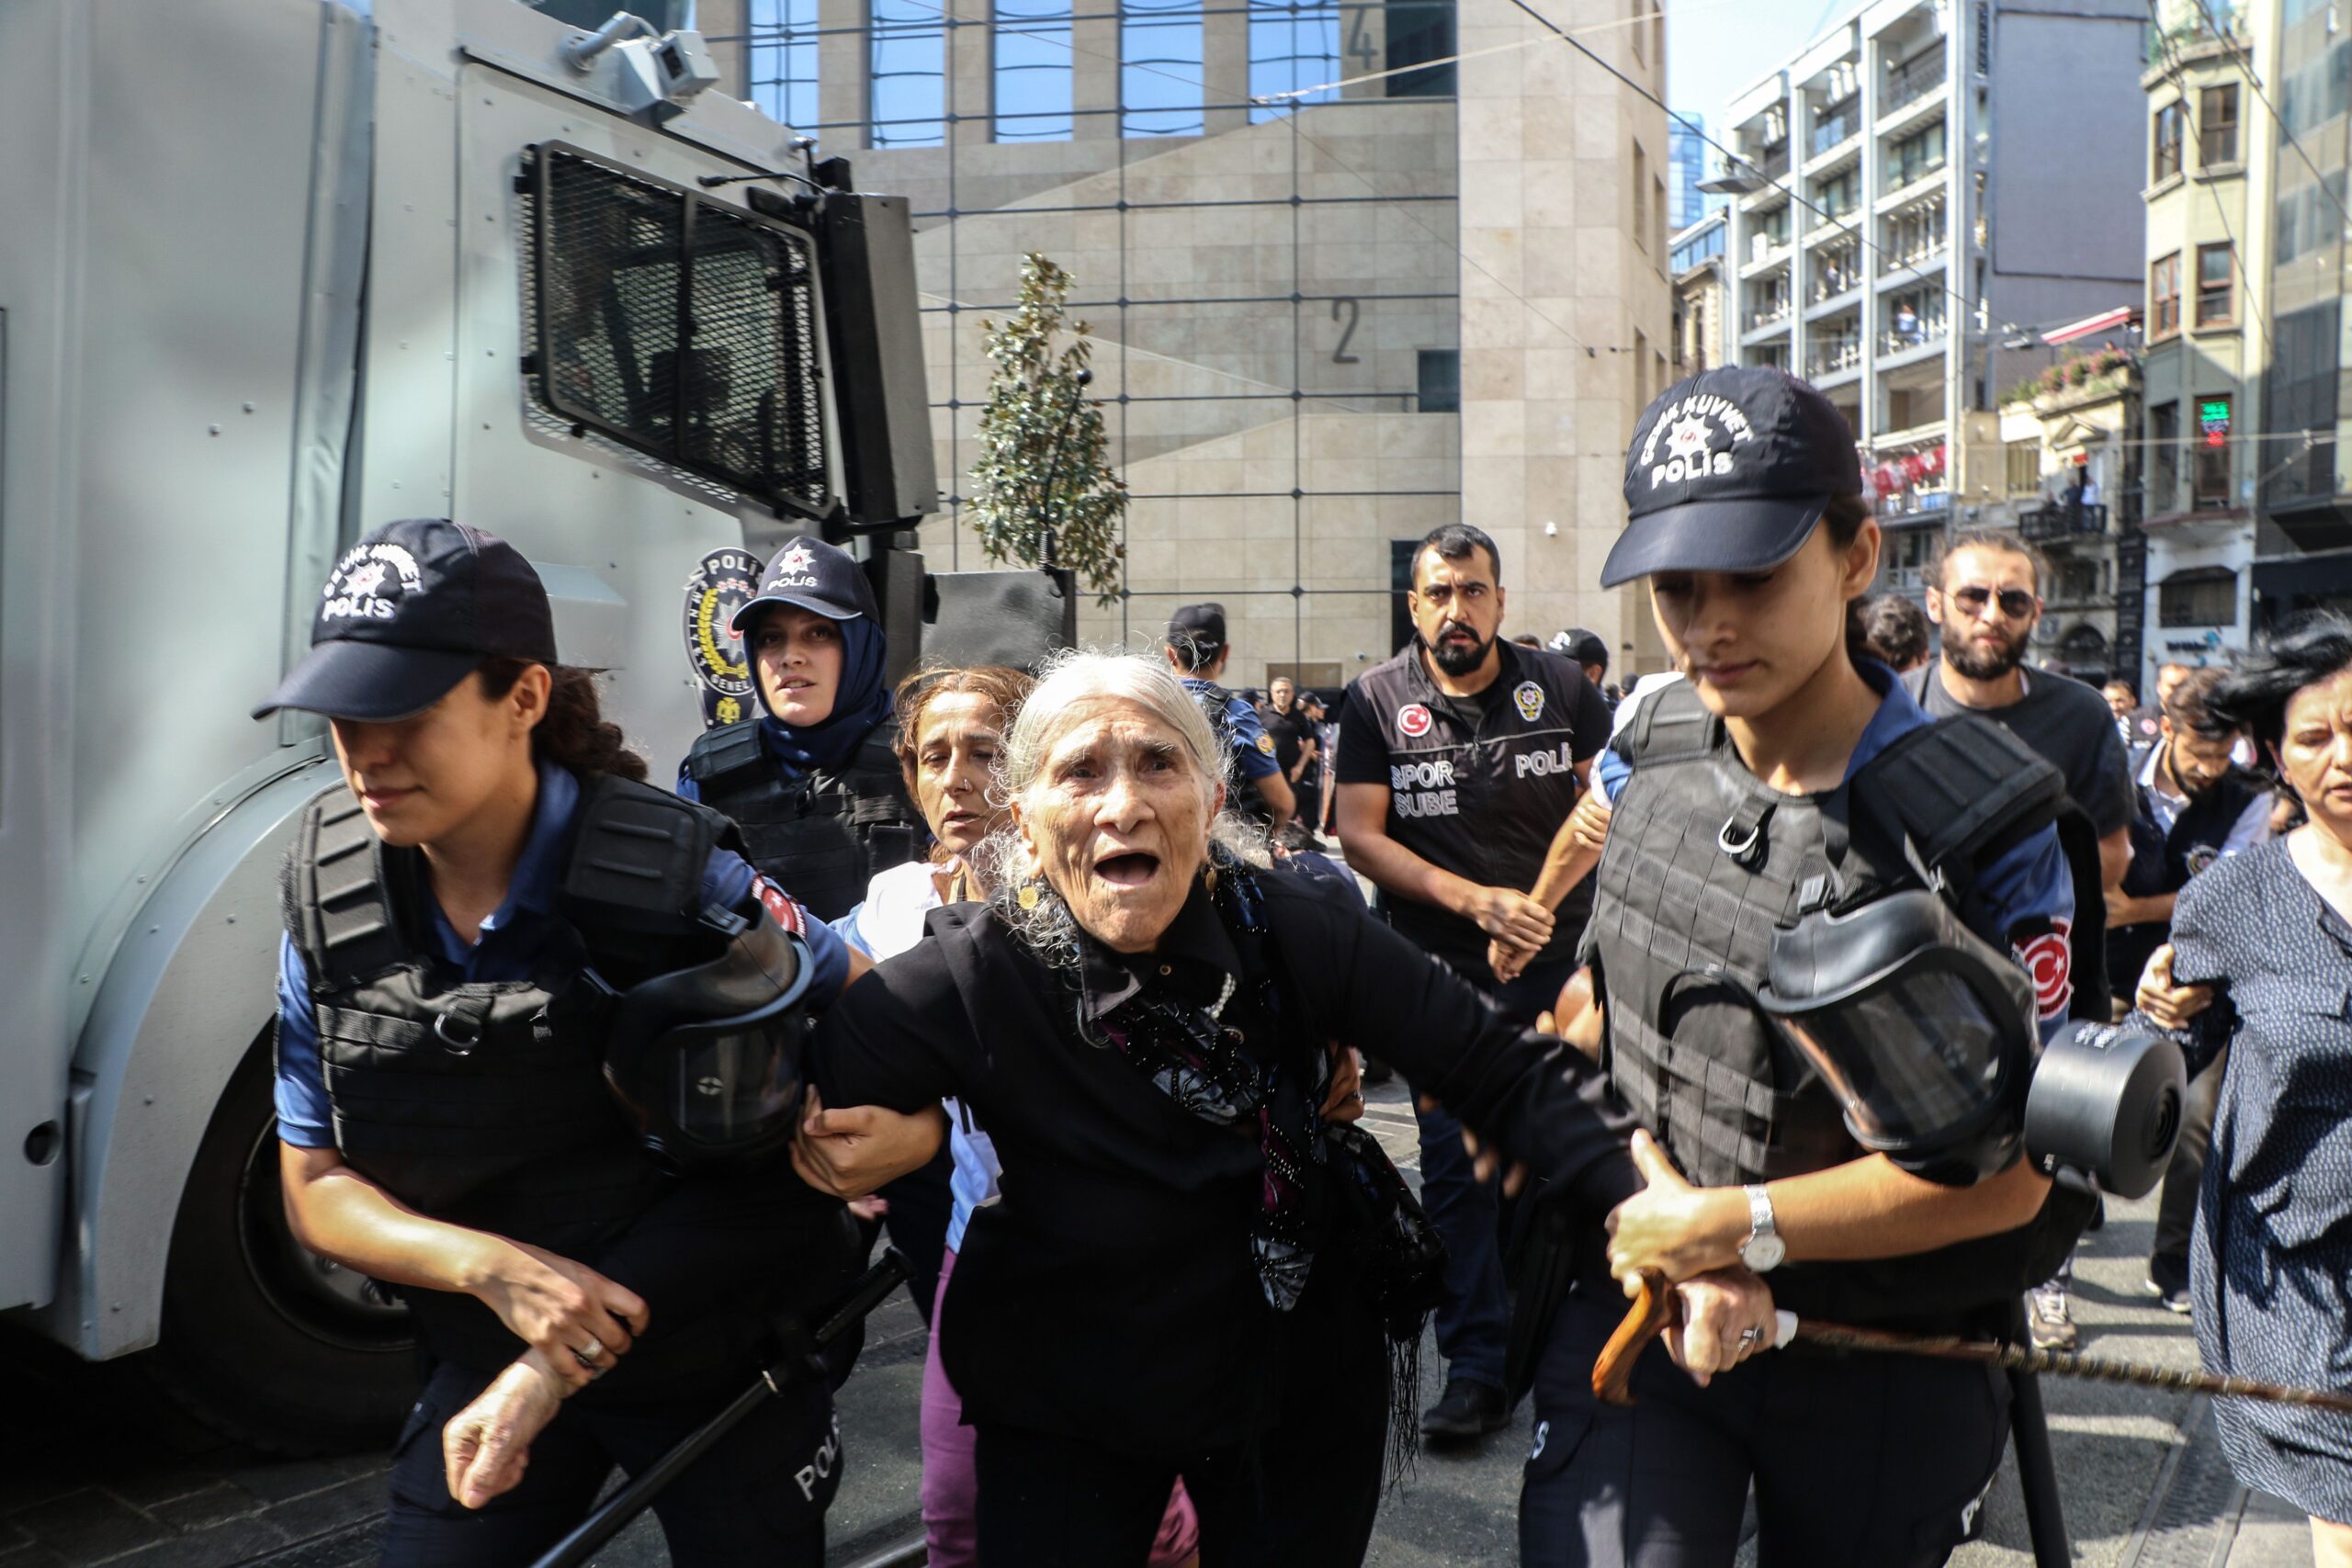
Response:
[755,611,893,776]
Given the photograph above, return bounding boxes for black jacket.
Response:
[810,872,1638,1452]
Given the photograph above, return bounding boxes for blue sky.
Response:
[1667,0,1840,129]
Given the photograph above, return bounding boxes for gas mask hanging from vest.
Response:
[1757,888,2038,1186]
[598,908,818,1171]
[1757,886,2185,1195]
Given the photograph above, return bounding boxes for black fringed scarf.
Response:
[1033,848,1444,1478]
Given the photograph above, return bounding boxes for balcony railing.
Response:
[2019,502,2111,541]
[1810,112,1859,157]
[1752,148,1791,182]
[1811,271,1860,303]
[1883,55,1945,112]
[2146,3,2245,64]
[1747,303,1793,331]
[1885,154,1948,193]
[1747,232,1791,266]
[1880,317,1947,355]
[1810,340,1863,377]
[1882,235,1946,273]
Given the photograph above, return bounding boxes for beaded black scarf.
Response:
[1065,849,1329,1312]
[1025,847,1443,1479]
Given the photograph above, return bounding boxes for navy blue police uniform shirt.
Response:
[1334,640,1611,974]
[1596,660,2081,1036]
[1181,675,1283,784]
[275,759,853,1145]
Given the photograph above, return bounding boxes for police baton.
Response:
[530,1247,910,1568]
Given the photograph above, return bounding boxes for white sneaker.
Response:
[2029,1288,2077,1352]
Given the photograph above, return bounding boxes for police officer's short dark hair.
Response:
[2163,666,2234,741]
[1413,524,1501,585]
[1931,528,2050,597]
[1858,593,1931,670]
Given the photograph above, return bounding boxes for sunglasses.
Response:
[1948,584,2037,620]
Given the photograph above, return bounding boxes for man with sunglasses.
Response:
[1904,528,2135,1351]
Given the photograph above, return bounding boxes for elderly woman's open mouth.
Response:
[1093,848,1163,888]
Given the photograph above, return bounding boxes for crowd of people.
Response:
[248,361,2352,1568]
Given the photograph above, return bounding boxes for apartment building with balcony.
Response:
[700,0,1674,682]
[2134,0,2278,688]
[1996,349,2142,684]
[1706,0,2148,604]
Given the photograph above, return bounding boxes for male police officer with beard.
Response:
[1334,523,1611,1442]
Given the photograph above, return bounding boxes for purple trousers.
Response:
[921,1247,1201,1566]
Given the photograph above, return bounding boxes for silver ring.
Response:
[1738,1325,1764,1346]
[1346,1089,1364,1102]
[572,1343,605,1369]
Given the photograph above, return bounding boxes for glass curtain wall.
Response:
[739,0,1464,681]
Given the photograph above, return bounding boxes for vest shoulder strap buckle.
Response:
[1716,796,1774,869]
[433,1004,487,1052]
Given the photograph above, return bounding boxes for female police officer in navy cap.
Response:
[1514,367,2094,1567]
[255,518,944,1567]
[676,532,956,1318]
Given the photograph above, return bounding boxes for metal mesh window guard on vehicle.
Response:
[522,142,831,518]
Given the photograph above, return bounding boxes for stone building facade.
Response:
[706,0,1672,683]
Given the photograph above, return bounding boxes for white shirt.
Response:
[839,860,1001,1255]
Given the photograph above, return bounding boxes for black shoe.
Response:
[1359,1056,1396,1089]
[1419,1378,1508,1446]
[2145,1255,2192,1314]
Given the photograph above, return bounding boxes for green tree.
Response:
[967,254,1127,604]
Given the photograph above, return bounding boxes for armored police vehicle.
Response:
[0,0,945,1449]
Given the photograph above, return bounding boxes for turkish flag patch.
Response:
[752,874,808,937]
[2011,916,2074,1020]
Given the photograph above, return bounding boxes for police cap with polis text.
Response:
[1600,366,1862,588]
[253,518,558,722]
[728,533,878,633]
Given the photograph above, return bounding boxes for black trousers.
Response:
[379,1359,837,1568]
[970,1349,1389,1567]
[1519,1293,2009,1568]
[2151,1046,2228,1280]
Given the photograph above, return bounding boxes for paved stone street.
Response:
[0,1075,2318,1567]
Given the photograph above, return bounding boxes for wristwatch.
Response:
[1739,1184,1785,1273]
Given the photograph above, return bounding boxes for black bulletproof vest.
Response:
[2109,757,2268,995]
[1586,682,2093,1325]
[283,775,741,1368]
[683,718,922,922]
[285,775,734,1237]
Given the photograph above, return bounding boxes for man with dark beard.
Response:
[1335,523,1611,1445]
[1903,527,2133,1351]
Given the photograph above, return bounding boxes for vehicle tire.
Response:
[144,1032,416,1455]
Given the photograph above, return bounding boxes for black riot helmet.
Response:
[601,910,817,1171]
[1757,889,2037,1187]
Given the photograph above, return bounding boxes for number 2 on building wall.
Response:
[1331,297,1362,364]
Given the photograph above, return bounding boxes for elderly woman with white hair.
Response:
[810,650,1644,1565]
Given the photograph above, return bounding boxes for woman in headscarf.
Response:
[677,532,951,1314]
